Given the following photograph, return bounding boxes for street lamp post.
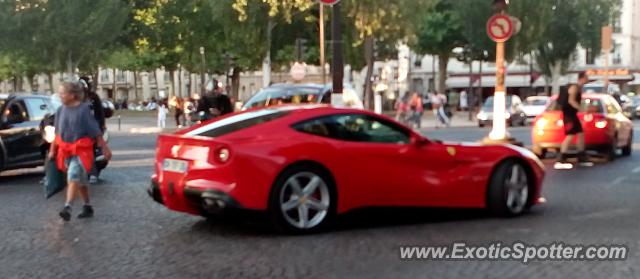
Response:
[200,47,205,95]
[331,1,343,95]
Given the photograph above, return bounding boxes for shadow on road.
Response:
[185,206,544,236]
[0,171,43,186]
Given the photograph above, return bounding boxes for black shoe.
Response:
[556,153,569,163]
[78,205,94,219]
[59,205,72,221]
[577,152,593,166]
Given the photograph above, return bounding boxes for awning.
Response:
[477,75,534,88]
[532,76,569,87]
[446,76,477,88]
[627,73,640,85]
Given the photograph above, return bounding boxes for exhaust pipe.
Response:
[202,193,227,214]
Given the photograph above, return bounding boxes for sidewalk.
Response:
[386,111,477,129]
[106,109,480,134]
[418,112,477,129]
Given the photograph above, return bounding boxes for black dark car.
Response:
[0,93,59,173]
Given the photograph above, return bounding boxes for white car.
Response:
[522,96,550,123]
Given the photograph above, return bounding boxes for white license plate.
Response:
[163,159,188,173]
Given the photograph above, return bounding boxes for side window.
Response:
[24,98,49,121]
[605,97,622,114]
[4,101,28,124]
[293,114,410,144]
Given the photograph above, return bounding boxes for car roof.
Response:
[526,96,549,100]
[268,83,325,90]
[549,93,608,99]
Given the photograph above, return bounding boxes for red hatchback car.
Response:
[532,93,633,160]
[149,105,545,233]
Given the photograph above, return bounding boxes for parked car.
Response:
[522,96,550,123]
[0,94,58,173]
[149,105,546,233]
[623,96,640,119]
[476,95,527,127]
[531,93,633,161]
[241,83,364,111]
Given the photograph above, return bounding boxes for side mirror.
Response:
[412,136,430,147]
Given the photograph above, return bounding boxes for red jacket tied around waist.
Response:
[55,135,95,172]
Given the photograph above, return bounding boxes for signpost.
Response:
[482,4,521,145]
[602,26,612,92]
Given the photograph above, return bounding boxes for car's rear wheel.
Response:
[478,122,485,128]
[622,132,633,157]
[269,164,336,234]
[487,161,530,217]
[604,137,617,162]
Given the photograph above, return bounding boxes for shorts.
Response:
[563,113,583,135]
[65,156,89,185]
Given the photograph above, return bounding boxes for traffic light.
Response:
[492,0,509,13]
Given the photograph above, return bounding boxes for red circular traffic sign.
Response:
[486,14,513,42]
[318,0,341,5]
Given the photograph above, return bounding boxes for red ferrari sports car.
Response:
[149,105,545,233]
[532,93,633,161]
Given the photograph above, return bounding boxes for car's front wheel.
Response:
[487,161,530,217]
[622,132,633,157]
[269,165,336,234]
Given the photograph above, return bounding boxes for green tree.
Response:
[413,0,466,94]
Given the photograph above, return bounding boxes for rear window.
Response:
[483,96,513,108]
[546,98,604,114]
[243,87,323,110]
[186,109,290,138]
[525,98,548,106]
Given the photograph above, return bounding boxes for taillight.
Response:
[595,120,607,129]
[555,120,563,127]
[213,146,231,164]
[535,118,548,129]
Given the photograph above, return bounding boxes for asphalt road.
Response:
[1,122,640,279]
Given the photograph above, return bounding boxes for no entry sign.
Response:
[486,14,513,43]
[318,0,341,5]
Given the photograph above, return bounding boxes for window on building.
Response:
[611,13,622,33]
[613,42,622,65]
[585,48,595,65]
[100,70,110,83]
[116,70,126,82]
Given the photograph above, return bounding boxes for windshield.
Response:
[243,87,323,110]
[483,96,513,109]
[545,98,604,113]
[525,98,548,106]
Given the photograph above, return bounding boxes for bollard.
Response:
[118,115,121,131]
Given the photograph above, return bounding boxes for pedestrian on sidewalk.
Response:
[48,81,112,221]
[394,94,409,125]
[79,76,106,184]
[408,92,424,129]
[430,91,450,128]
[459,90,468,111]
[557,71,590,166]
[184,98,196,126]
[171,96,184,128]
[157,100,168,128]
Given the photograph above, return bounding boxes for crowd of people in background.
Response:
[395,91,452,129]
